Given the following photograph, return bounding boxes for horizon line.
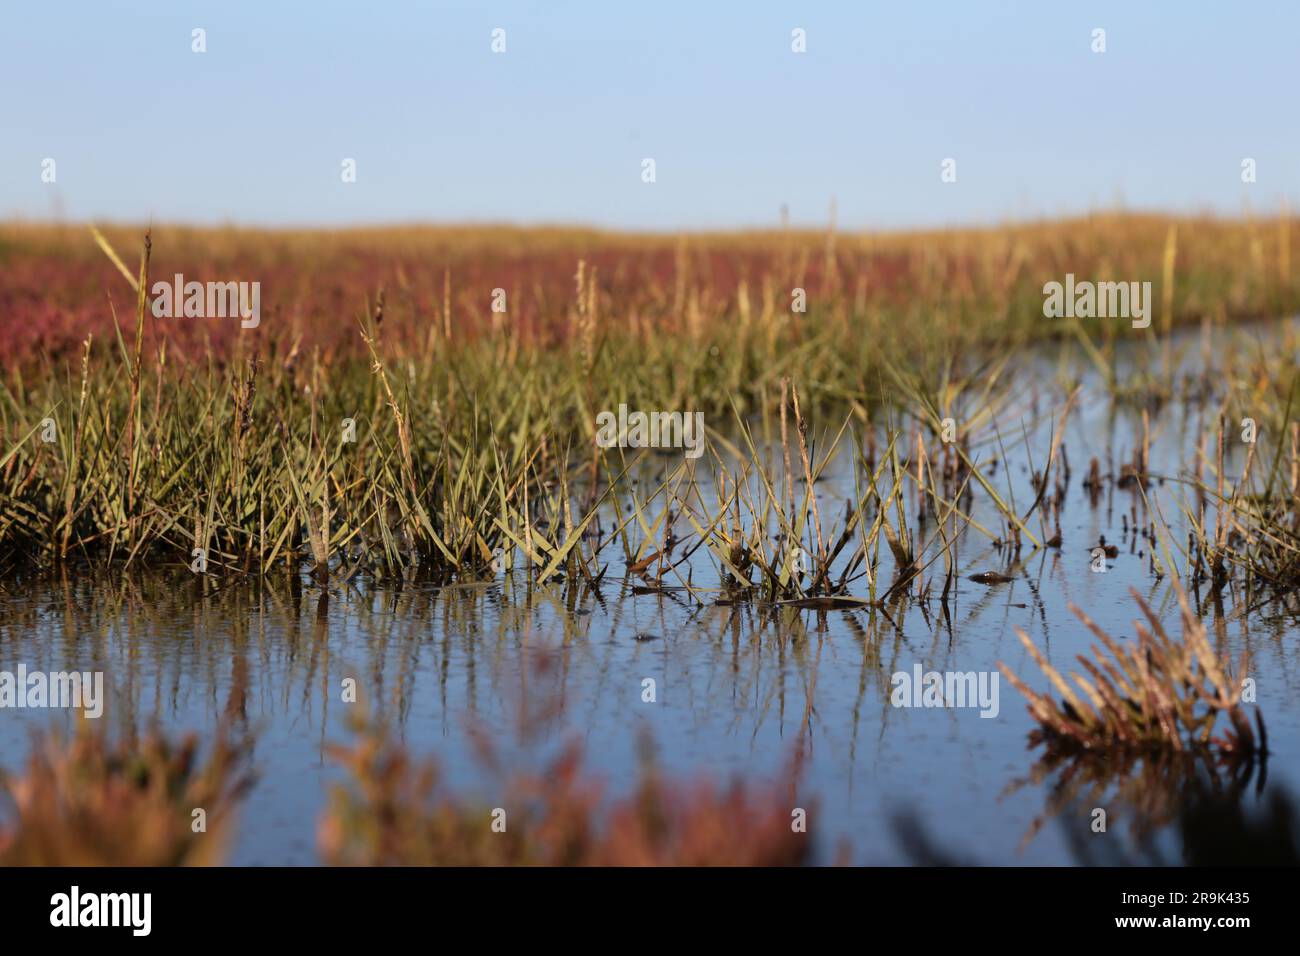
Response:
[2,205,1293,240]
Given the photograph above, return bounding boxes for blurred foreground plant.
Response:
[319,716,816,866]
[0,722,253,866]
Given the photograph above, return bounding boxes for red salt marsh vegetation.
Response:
[1,213,1293,366]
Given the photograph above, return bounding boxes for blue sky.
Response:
[1,1,1296,230]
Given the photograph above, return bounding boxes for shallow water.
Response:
[2,321,1298,865]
